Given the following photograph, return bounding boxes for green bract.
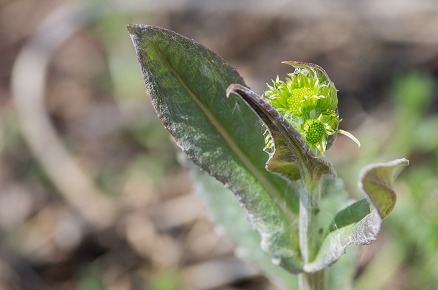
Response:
[264,62,360,154]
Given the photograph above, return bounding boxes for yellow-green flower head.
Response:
[263,62,360,155]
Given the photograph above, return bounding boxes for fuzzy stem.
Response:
[298,179,326,290]
[299,270,327,290]
[299,180,322,263]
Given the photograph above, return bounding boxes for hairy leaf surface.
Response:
[128,24,302,272]
[184,158,298,289]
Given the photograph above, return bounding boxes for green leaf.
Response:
[328,199,370,232]
[327,245,359,290]
[183,158,298,289]
[128,25,302,272]
[226,84,334,182]
[359,158,409,218]
[303,158,408,272]
[282,61,334,86]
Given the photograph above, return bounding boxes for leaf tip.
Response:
[226,84,245,98]
[127,23,142,36]
[127,24,159,38]
[359,157,409,218]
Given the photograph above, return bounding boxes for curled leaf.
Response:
[303,158,408,272]
[227,84,334,182]
[359,158,409,218]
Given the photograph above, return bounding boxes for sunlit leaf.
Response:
[128,24,302,272]
[183,158,298,289]
[359,158,409,218]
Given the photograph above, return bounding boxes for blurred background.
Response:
[1,0,438,289]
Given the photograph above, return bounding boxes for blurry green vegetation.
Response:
[1,2,438,289]
[392,71,436,155]
[149,269,181,290]
[92,13,147,99]
[78,266,105,290]
[386,71,438,290]
[351,71,438,290]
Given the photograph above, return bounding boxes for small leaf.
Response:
[129,25,302,272]
[303,158,408,272]
[226,84,334,182]
[359,158,409,218]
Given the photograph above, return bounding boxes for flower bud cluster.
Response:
[264,62,359,154]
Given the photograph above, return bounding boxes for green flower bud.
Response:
[304,119,325,145]
[263,62,360,155]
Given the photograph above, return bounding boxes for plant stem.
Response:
[299,180,322,263]
[298,179,326,290]
[299,270,327,290]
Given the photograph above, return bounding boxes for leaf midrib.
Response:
[152,44,296,224]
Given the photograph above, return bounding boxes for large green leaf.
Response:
[183,157,298,289]
[128,25,302,272]
[188,155,358,289]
